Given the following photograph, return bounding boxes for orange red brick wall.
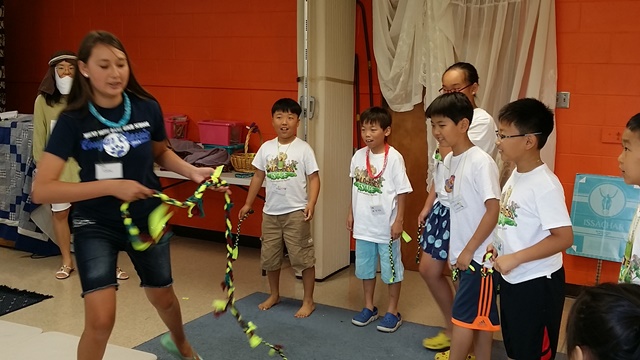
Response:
[556,0,640,285]
[5,1,299,237]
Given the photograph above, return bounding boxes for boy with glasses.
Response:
[490,98,573,360]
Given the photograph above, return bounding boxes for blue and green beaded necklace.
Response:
[88,91,132,128]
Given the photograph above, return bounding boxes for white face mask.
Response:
[55,71,73,95]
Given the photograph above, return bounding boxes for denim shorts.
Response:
[355,239,404,284]
[72,214,173,297]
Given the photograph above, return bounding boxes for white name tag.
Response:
[451,196,467,213]
[95,163,123,180]
[370,205,385,216]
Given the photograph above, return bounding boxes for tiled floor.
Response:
[0,236,573,352]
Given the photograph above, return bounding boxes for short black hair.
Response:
[498,98,554,149]
[445,62,479,85]
[271,98,302,117]
[626,113,640,134]
[425,92,474,126]
[566,283,640,360]
[360,106,392,129]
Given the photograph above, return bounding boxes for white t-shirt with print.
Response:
[432,155,450,207]
[493,164,572,284]
[446,146,500,266]
[252,137,319,216]
[350,146,413,244]
[620,205,640,285]
[428,107,496,202]
[469,108,498,160]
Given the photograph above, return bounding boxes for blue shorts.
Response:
[72,213,173,297]
[355,239,404,284]
[419,201,450,261]
[452,261,500,331]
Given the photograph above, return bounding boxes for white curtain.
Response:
[373,0,558,182]
[372,0,428,112]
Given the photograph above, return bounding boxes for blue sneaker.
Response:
[376,312,402,332]
[351,306,379,326]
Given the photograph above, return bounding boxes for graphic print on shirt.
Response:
[353,166,383,194]
[498,186,519,227]
[266,151,298,180]
[620,210,640,283]
[81,121,153,158]
[620,243,640,283]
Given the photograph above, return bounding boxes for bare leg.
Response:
[472,330,494,360]
[294,266,315,318]
[259,269,281,310]
[387,281,401,315]
[146,286,196,358]
[419,253,454,336]
[53,208,73,269]
[363,278,376,310]
[449,325,474,360]
[77,287,116,360]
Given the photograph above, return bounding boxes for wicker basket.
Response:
[231,125,263,173]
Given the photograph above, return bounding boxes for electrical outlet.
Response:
[556,92,570,109]
[601,128,624,144]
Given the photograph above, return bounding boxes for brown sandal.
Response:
[55,265,74,280]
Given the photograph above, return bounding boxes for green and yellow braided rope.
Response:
[120,166,285,357]
[415,224,424,264]
[211,208,287,358]
[120,167,226,251]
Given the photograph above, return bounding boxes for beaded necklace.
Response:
[444,152,467,194]
[366,143,389,179]
[276,139,294,170]
[89,92,132,128]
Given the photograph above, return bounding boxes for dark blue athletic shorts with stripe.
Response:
[451,260,500,332]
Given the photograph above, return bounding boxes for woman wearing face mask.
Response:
[33,50,130,281]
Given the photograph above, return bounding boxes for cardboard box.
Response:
[198,120,244,146]
[568,174,640,262]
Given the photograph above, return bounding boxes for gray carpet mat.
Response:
[135,292,568,360]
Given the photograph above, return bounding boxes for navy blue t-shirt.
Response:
[46,93,166,229]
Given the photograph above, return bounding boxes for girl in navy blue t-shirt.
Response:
[33,30,224,360]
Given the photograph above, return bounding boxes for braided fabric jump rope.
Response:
[211,205,287,359]
[120,166,286,358]
[387,231,414,283]
[415,223,494,282]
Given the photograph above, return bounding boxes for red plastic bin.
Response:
[163,114,189,139]
[198,120,244,146]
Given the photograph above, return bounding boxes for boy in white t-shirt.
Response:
[618,112,640,285]
[239,98,320,318]
[427,93,500,360]
[490,98,573,360]
[347,106,413,333]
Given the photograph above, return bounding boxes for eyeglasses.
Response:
[439,83,473,94]
[495,130,542,140]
